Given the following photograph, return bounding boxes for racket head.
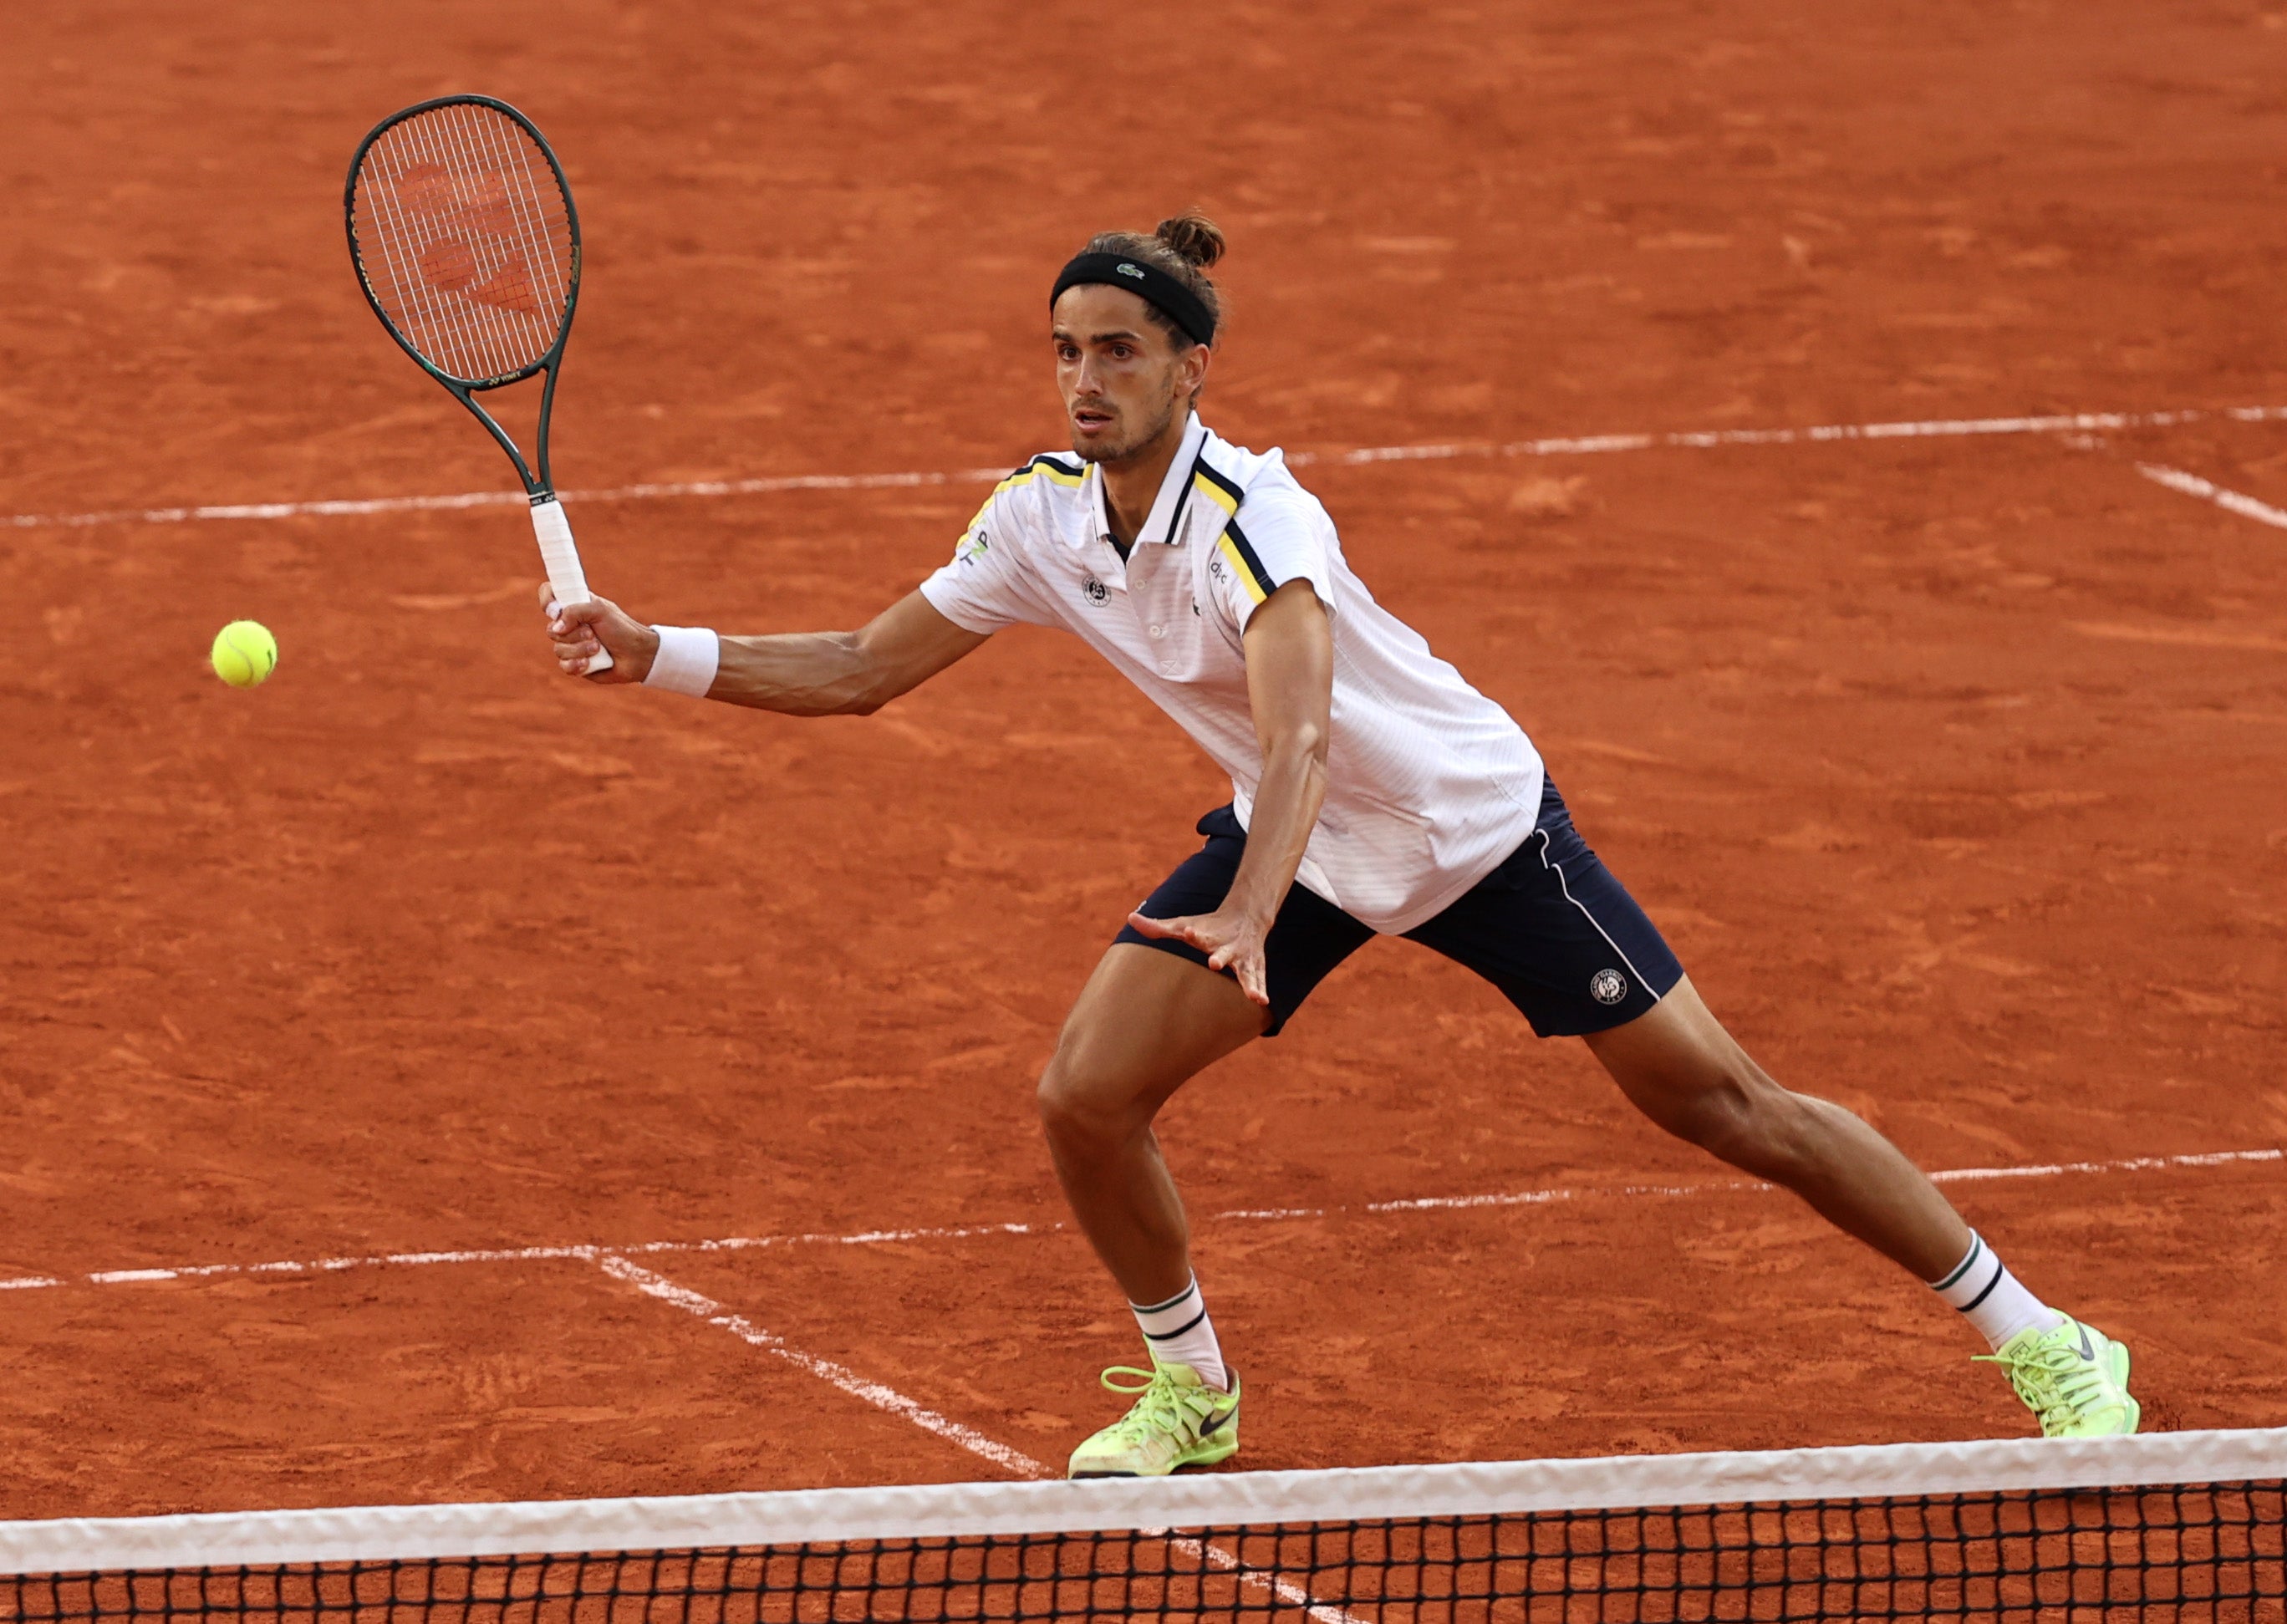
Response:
[346,95,581,391]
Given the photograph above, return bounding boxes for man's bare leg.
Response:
[1041,944,1261,1475]
[1582,975,1971,1279]
[1036,943,1265,1305]
[1582,975,2139,1433]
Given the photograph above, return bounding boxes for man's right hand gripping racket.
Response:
[345,95,610,673]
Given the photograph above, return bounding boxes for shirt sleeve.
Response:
[918,486,1049,634]
[1204,485,1337,634]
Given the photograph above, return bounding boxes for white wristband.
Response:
[644,625,720,699]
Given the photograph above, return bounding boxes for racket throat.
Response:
[532,361,564,493]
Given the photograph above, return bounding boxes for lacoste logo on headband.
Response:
[1051,252,1216,344]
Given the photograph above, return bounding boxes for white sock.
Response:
[1130,1275,1228,1392]
[1929,1231,2065,1351]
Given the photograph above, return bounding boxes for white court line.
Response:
[10,402,2287,532]
[595,1255,1044,1479]
[1929,1148,2285,1183]
[1213,1148,2284,1223]
[0,1146,2272,1296]
[2135,462,2287,531]
[0,469,1007,532]
[594,1255,1368,1622]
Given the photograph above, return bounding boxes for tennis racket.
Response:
[345,94,610,673]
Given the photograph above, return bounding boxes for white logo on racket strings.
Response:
[1117,262,1146,280]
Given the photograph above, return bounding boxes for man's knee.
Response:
[1036,1037,1137,1155]
[1591,984,1841,1175]
[1633,1051,1804,1166]
[1036,950,1257,1158]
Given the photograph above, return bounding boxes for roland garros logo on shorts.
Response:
[1589,968,1629,1005]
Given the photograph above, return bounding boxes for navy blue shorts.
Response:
[1113,778,1685,1038]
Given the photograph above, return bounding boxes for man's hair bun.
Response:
[1154,212,1225,271]
[1073,213,1228,349]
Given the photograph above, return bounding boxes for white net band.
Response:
[3,1426,2281,1574]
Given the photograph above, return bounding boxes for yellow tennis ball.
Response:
[210,620,278,689]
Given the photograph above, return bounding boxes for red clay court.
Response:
[1,0,2282,1526]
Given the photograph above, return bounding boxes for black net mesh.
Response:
[8,1479,2282,1623]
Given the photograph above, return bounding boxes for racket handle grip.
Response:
[531,496,614,675]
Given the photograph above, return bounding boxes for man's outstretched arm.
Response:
[540,584,990,715]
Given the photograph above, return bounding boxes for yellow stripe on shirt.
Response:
[997,456,1086,496]
[961,456,1087,542]
[1192,467,1241,517]
[1216,530,1268,604]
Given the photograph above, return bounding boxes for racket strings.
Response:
[354,103,573,385]
[374,105,563,374]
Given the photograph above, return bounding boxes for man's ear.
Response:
[1180,341,1213,401]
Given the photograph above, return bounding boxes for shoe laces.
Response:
[1975,1333,2108,1434]
[1098,1364,1210,1441]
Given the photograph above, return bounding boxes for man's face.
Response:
[1052,284,1206,463]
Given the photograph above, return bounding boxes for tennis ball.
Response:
[210,620,278,689]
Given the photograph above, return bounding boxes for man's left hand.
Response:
[1124,908,1272,1007]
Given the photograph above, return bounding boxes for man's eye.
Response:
[1111,345,1132,359]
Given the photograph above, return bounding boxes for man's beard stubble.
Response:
[1071,387,1179,465]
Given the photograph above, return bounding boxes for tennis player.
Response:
[539,214,2139,1474]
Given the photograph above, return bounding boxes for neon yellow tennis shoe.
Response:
[1977,1316,2139,1438]
[1067,1361,1240,1479]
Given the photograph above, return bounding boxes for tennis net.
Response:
[4,1427,2280,1622]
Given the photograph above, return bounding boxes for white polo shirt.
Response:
[919,414,1545,934]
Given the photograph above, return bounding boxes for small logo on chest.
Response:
[1081,575,1108,605]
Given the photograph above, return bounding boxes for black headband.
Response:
[1051,251,1217,346]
